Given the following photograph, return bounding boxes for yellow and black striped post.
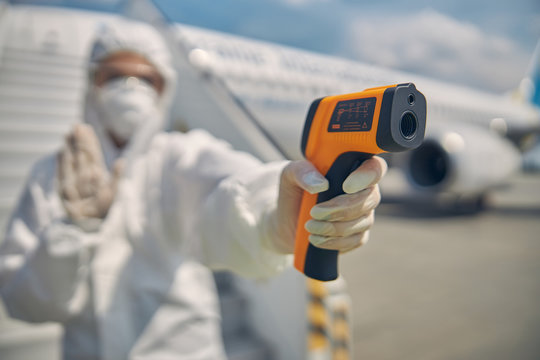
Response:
[330,301,351,360]
[306,277,352,360]
[307,278,332,359]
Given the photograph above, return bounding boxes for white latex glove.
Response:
[269,156,387,254]
[57,123,124,228]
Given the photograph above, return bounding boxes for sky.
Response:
[153,0,540,94]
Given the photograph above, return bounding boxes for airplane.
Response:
[168,22,540,211]
[0,1,539,359]
[129,0,540,212]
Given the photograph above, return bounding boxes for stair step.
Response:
[0,86,82,104]
[0,58,83,78]
[2,48,84,67]
[0,71,84,89]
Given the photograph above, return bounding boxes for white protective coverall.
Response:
[0,19,290,360]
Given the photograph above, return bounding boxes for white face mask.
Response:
[94,77,160,144]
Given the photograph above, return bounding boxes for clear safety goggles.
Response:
[94,62,165,94]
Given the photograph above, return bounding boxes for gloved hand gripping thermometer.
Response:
[294,83,427,281]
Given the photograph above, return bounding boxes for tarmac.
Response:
[341,173,540,360]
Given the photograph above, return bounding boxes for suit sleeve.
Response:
[199,160,293,279]
[168,130,292,279]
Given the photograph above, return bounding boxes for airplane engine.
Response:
[404,122,521,197]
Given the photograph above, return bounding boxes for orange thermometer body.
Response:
[294,83,427,281]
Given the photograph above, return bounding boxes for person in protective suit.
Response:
[0,19,387,360]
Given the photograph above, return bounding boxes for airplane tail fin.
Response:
[517,40,540,107]
[530,40,540,107]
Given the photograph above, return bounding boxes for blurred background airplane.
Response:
[0,0,539,359]
[167,23,540,211]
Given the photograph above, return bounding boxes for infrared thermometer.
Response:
[294,83,427,281]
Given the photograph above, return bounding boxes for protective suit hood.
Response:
[84,18,177,170]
